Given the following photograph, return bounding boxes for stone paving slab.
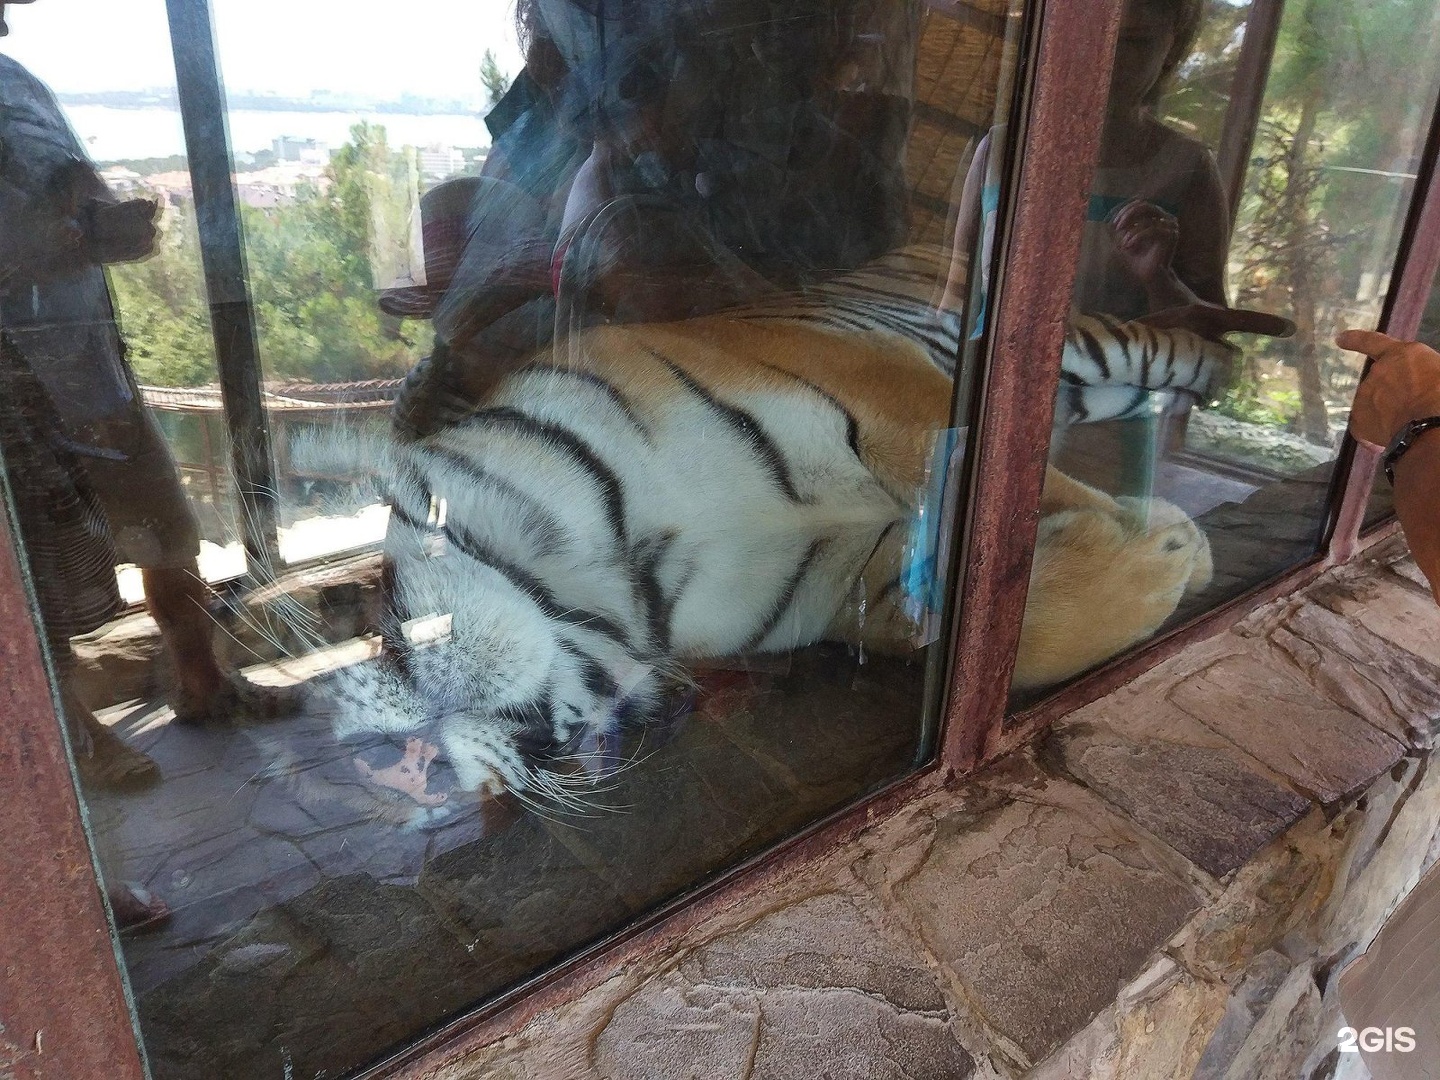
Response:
[1167,652,1407,805]
[1312,566,1440,669]
[1041,711,1311,880]
[881,760,1205,1066]
[675,891,950,1014]
[1270,599,1440,750]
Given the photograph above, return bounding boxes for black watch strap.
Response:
[1383,415,1440,485]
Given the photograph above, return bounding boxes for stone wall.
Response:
[426,539,1440,1080]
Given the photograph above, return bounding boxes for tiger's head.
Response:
[301,552,678,828]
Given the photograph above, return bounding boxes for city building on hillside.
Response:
[98,164,143,196]
[272,135,329,165]
[417,143,465,179]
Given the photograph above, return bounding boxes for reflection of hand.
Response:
[86,197,160,264]
[1111,199,1179,285]
[1337,329,1440,448]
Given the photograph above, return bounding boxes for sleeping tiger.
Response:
[294,245,1289,823]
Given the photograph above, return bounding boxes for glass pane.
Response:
[209,2,503,565]
[1008,0,1440,709]
[0,1,1024,1075]
[0,1,244,593]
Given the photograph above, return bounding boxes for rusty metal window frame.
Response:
[4,0,1440,1074]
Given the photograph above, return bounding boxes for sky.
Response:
[2,0,524,103]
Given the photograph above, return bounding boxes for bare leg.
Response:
[141,562,225,714]
[108,881,171,931]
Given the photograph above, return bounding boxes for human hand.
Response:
[1336,329,1440,448]
[1111,199,1179,285]
[85,197,160,264]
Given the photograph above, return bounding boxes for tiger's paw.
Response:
[1115,496,1213,596]
[1016,497,1211,691]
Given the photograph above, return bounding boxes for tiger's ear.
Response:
[1139,302,1296,342]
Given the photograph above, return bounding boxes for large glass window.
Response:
[0,0,243,595]
[0,1,1026,1075]
[1008,0,1440,708]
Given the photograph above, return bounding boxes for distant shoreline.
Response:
[58,89,482,118]
[65,103,491,161]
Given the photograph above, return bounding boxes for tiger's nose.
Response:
[353,734,450,806]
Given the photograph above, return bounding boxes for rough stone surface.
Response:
[1271,599,1440,750]
[1168,653,1406,804]
[1313,566,1440,669]
[747,988,975,1080]
[1169,812,1345,983]
[676,891,949,1013]
[593,979,976,1080]
[886,764,1203,1065]
[1042,716,1310,879]
[1317,756,1440,965]
[1028,959,1228,1080]
[593,976,765,1080]
[1193,954,1324,1080]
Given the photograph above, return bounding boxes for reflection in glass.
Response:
[1009,0,1440,707]
[1,2,1029,1075]
[2,0,243,591]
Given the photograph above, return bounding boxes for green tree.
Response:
[480,49,511,111]
[1168,0,1440,446]
[109,201,215,387]
[111,123,432,389]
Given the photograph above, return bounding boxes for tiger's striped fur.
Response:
[736,244,1237,422]
[304,245,1231,822]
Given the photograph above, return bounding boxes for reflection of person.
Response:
[0,17,239,732]
[949,0,1225,321]
[1077,0,1227,318]
[1337,329,1440,602]
[387,0,917,438]
[0,338,171,928]
[948,0,1228,496]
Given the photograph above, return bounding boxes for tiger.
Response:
[290,244,1291,826]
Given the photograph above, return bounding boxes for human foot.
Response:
[74,711,160,792]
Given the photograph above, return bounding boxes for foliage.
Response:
[110,123,431,388]
[1211,381,1303,428]
[1164,0,1440,452]
[480,49,512,111]
[1162,0,1249,145]
[110,201,217,387]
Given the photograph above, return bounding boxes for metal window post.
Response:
[938,0,1128,774]
[165,0,280,575]
[0,504,147,1080]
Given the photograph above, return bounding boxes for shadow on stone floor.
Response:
[84,642,926,1080]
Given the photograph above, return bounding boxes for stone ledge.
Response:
[426,540,1440,1080]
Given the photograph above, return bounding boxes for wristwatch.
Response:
[1383,415,1440,485]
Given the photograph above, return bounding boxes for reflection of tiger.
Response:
[307,246,1264,823]
[742,245,1241,419]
